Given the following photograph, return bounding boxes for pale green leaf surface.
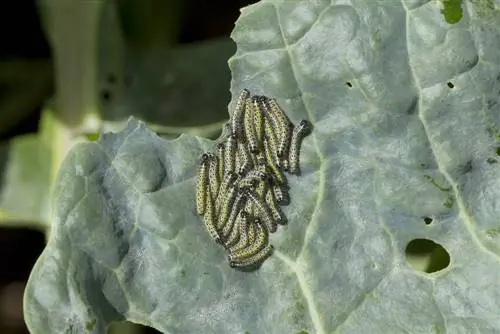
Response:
[24,1,500,334]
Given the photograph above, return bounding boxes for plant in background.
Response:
[6,0,500,333]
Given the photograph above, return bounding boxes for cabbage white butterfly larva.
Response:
[227,211,250,252]
[222,190,247,239]
[195,153,210,215]
[243,188,277,233]
[203,184,222,245]
[263,135,286,185]
[207,153,220,199]
[215,171,238,214]
[252,96,265,150]
[244,96,259,153]
[229,244,274,268]
[223,210,245,249]
[237,169,269,189]
[231,89,250,139]
[217,185,238,230]
[267,98,293,159]
[237,141,252,176]
[228,219,268,263]
[288,120,312,175]
[257,96,280,142]
[216,142,225,181]
[265,186,285,224]
[271,183,289,205]
[224,133,238,176]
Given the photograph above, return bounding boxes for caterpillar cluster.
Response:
[195,89,311,269]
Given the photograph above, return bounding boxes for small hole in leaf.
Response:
[487,99,497,109]
[346,82,352,87]
[405,238,450,274]
[447,82,454,88]
[487,157,497,164]
[496,147,500,156]
[461,160,472,174]
[423,217,433,225]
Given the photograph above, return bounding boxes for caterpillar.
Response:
[243,96,258,153]
[224,210,245,248]
[217,185,238,230]
[231,89,250,139]
[243,188,277,233]
[216,142,225,181]
[228,219,268,263]
[203,185,222,245]
[229,244,274,268]
[224,133,238,176]
[288,120,312,175]
[222,190,247,240]
[267,98,293,159]
[263,135,286,185]
[271,183,289,205]
[207,153,220,200]
[256,96,281,143]
[215,172,238,214]
[237,141,252,176]
[237,169,269,189]
[228,211,250,252]
[263,118,280,166]
[252,96,265,150]
[265,186,286,224]
[195,153,210,215]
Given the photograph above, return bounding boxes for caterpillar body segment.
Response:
[231,89,250,139]
[195,153,210,215]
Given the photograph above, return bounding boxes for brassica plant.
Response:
[22,1,500,333]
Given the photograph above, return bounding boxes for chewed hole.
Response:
[496,147,500,156]
[447,82,454,88]
[423,217,433,225]
[346,82,352,87]
[405,238,450,274]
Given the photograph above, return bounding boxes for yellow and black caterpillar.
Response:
[196,89,312,269]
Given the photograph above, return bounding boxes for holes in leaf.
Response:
[406,96,418,115]
[460,160,472,174]
[423,217,433,225]
[496,147,500,156]
[447,82,454,88]
[487,157,497,164]
[405,238,450,274]
[346,82,352,87]
[487,99,497,110]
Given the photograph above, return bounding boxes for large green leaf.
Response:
[24,1,500,333]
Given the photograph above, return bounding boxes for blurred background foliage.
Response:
[0,0,256,333]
